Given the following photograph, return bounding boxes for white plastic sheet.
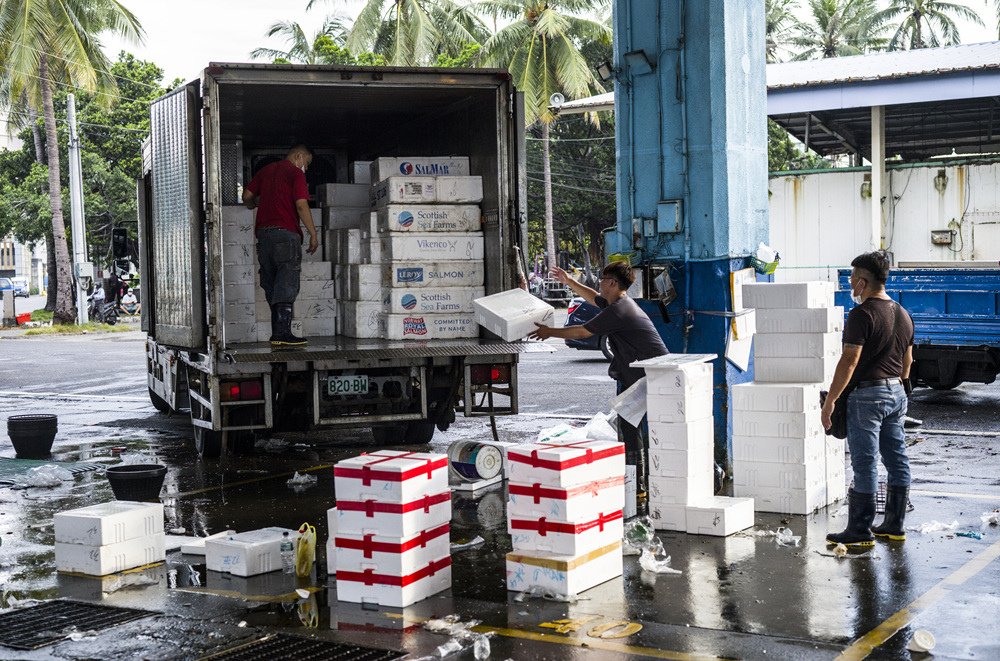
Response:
[609,378,647,428]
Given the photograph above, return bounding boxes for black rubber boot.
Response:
[826,489,876,547]
[872,485,908,541]
[269,303,307,347]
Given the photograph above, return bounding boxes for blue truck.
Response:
[835,267,1000,390]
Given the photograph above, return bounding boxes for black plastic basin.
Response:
[7,414,58,458]
[106,464,167,502]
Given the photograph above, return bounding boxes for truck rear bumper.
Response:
[220,337,553,364]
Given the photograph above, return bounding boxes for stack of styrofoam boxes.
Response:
[54,502,165,576]
[733,282,845,514]
[205,527,300,576]
[333,450,452,607]
[505,439,625,596]
[640,356,755,536]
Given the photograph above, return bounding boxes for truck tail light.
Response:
[470,364,511,385]
[220,379,263,401]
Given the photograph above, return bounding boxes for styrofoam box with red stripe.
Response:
[648,438,714,479]
[506,476,625,522]
[648,417,714,452]
[336,491,452,538]
[508,510,623,556]
[506,540,622,596]
[334,450,448,503]
[506,440,625,489]
[336,555,452,608]
[335,523,450,575]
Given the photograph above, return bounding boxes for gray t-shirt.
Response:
[584,296,668,387]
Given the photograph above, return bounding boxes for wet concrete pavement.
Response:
[1,330,999,660]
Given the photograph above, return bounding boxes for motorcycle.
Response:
[88,295,119,325]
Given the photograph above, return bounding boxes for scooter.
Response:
[88,296,119,325]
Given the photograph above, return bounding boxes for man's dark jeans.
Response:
[617,380,649,495]
[256,228,302,305]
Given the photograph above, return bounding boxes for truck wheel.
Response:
[372,425,406,446]
[193,426,222,458]
[928,382,958,391]
[600,335,614,361]
[149,387,171,413]
[403,421,436,444]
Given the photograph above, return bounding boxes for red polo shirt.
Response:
[247,159,309,236]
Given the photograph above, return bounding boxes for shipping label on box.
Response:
[742,281,835,309]
[55,533,166,576]
[506,540,622,595]
[336,555,451,608]
[647,390,714,423]
[371,157,471,182]
[336,491,452,538]
[506,440,625,489]
[334,522,450,575]
[473,289,555,341]
[731,382,823,413]
[380,233,485,261]
[648,440,714,479]
[755,307,844,334]
[383,313,479,340]
[735,484,827,515]
[648,500,687,531]
[685,496,755,536]
[334,450,448,503]
[732,434,825,465]
[205,527,297,577]
[372,176,437,207]
[754,332,841,359]
[732,410,825,439]
[733,459,824,490]
[317,183,370,208]
[383,261,485,288]
[754,356,838,384]
[507,476,624,522]
[384,287,483,314]
[509,510,623,557]
[378,205,481,233]
[648,417,714,452]
[55,502,164,546]
[648,473,714,505]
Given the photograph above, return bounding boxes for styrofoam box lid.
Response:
[473,288,554,318]
[507,440,625,468]
[631,354,717,372]
[210,527,296,547]
[55,501,164,541]
[334,450,448,476]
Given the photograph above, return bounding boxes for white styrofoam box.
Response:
[742,281,835,309]
[340,300,386,338]
[336,491,451,538]
[322,206,370,230]
[736,484,828,514]
[310,208,322,228]
[732,435,825,465]
[301,262,333,281]
[225,321,261,344]
[337,556,451,608]
[224,282,257,305]
[296,299,337,320]
[624,465,637,520]
[827,471,847,503]
[378,205,481,233]
[347,264,386,301]
[733,460,824,490]
[648,439,714,479]
[327,506,338,537]
[205,527,298,577]
[506,440,625,489]
[754,356,837,384]
[370,156,470,182]
[732,410,824,439]
[299,279,337,300]
[647,390,714,423]
[225,302,256,324]
[55,502,164,546]
[224,264,258,290]
[383,313,479,340]
[383,261,485,289]
[351,160,373,185]
[685,496,755,536]
[644,362,713,394]
[301,316,337,337]
[223,242,257,266]
[507,476,625,523]
[326,537,336,576]
[647,473,714,505]
[755,307,844,334]
[180,530,235,556]
[334,450,448,502]
[731,382,823,413]
[473,289,555,341]
[506,540,622,595]
[648,500,687,531]
[222,219,255,245]
[55,533,166,576]
[339,228,371,264]
[317,183,370,207]
[372,176,436,206]
[825,436,846,502]
[384,287,483,315]
[754,332,841,359]
[379,233,485,262]
[335,522,450,574]
[436,176,483,203]
[648,417,714,452]
[509,510,623,556]
[366,237,382,264]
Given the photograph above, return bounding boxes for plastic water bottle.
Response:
[280,532,295,574]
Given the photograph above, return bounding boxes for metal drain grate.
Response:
[0,600,153,650]
[201,634,406,660]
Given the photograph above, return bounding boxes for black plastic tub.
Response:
[106,464,167,502]
[7,414,58,458]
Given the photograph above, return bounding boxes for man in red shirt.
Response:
[242,145,319,347]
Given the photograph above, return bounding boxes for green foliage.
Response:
[250,16,351,64]
[791,0,887,60]
[0,154,51,244]
[434,42,481,67]
[314,35,387,65]
[874,0,984,50]
[767,120,830,172]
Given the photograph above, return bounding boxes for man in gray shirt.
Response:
[529,261,668,502]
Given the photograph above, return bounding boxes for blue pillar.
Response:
[610,0,769,472]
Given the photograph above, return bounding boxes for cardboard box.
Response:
[732,434,825,465]
[383,313,479,340]
[509,510,623,556]
[379,233,485,262]
[755,307,844,334]
[334,523,450,575]
[754,332,841,359]
[505,541,622,596]
[337,556,451,608]
[377,205,481,233]
[735,483,827,514]
[316,183,370,207]
[648,439,714,479]
[506,440,625,489]
[507,476,625,523]
[647,473,714,505]
[339,300,386,338]
[56,533,166,576]
[647,390,713,423]
[643,362,713,394]
[648,417,714,452]
[371,156,471,182]
[54,502,164,546]
[334,450,449,503]
[685,496,755,536]
[383,261,485,289]
[741,281,835,309]
[731,382,823,412]
[473,289,555,341]
[733,459,824,490]
[384,287,483,314]
[321,207,370,230]
[648,500,687,531]
[205,527,297,577]
[754,356,837,384]
[732,410,825,439]
[351,160,373,185]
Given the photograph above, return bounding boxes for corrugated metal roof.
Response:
[767,41,1000,89]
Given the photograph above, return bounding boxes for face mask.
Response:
[851,281,864,305]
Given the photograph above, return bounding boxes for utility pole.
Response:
[67,94,89,324]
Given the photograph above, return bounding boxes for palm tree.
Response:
[766,0,800,62]
[0,0,143,324]
[250,16,351,64]
[791,0,886,59]
[874,0,984,50]
[477,0,610,270]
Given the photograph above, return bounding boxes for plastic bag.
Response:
[119,450,158,466]
[908,520,958,534]
[755,242,777,263]
[20,464,73,487]
[609,378,647,428]
[774,527,801,547]
[295,522,316,577]
[981,510,999,527]
[581,412,618,443]
[536,423,586,445]
[638,539,682,575]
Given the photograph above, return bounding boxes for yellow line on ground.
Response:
[836,538,1000,660]
[170,464,332,498]
[910,488,1000,501]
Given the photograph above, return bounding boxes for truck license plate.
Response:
[328,375,369,396]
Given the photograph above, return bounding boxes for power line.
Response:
[526,135,615,142]
[11,68,150,106]
[0,37,164,93]
[527,169,615,183]
[527,176,616,195]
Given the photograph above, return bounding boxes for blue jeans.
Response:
[256,228,302,305]
[846,382,910,494]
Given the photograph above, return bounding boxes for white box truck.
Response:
[138,64,534,457]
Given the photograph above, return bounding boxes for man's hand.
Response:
[821,398,835,431]
[528,322,555,341]
[306,232,319,255]
[549,265,572,285]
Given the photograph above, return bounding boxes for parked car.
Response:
[564,296,613,360]
[10,277,29,298]
[0,277,13,295]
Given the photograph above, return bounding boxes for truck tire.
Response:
[403,421,436,444]
[149,387,171,413]
[193,426,223,458]
[600,335,614,362]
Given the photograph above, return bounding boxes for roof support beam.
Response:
[807,111,863,156]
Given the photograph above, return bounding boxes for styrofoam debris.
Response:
[775,527,801,547]
[119,451,158,465]
[473,634,490,659]
[833,543,848,558]
[908,520,958,534]
[450,536,485,551]
[19,464,74,487]
[286,472,317,489]
[981,510,1000,527]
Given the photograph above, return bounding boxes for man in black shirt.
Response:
[822,251,915,546]
[529,261,668,500]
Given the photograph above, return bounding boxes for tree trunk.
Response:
[29,108,45,165]
[45,232,57,312]
[542,121,557,271]
[39,55,76,324]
